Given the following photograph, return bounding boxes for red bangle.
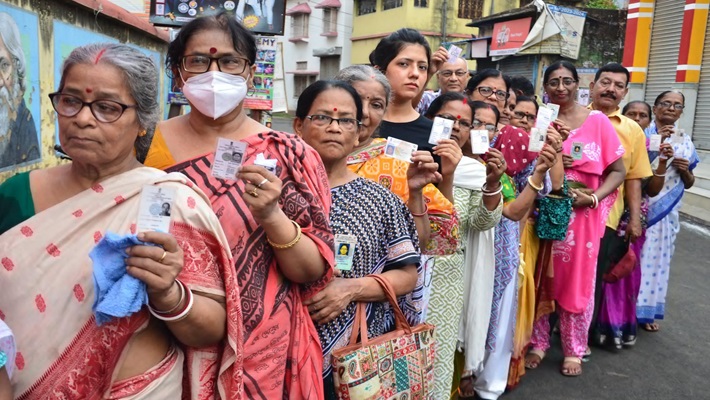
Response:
[411,204,429,218]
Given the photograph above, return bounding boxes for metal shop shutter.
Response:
[495,55,537,82]
[644,0,685,105]
[692,17,710,150]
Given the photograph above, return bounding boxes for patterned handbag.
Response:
[332,275,436,399]
[535,178,573,241]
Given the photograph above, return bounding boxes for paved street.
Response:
[505,219,710,400]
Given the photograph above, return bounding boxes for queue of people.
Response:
[0,13,700,400]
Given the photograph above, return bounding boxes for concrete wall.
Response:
[0,0,167,182]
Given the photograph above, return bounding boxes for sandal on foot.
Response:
[560,357,582,377]
[582,347,591,362]
[622,335,637,347]
[524,349,545,369]
[641,323,659,332]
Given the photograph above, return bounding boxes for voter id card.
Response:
[334,234,357,271]
[545,103,560,121]
[535,106,554,132]
[136,185,177,233]
[429,117,454,145]
[649,134,662,152]
[384,137,417,163]
[528,128,547,153]
[254,153,278,174]
[212,138,247,180]
[470,129,490,154]
[447,45,463,63]
[670,129,685,145]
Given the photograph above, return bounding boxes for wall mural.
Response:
[0,3,41,172]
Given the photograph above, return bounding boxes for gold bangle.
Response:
[527,176,544,192]
[266,220,302,250]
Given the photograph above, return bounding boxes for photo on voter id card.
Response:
[136,185,177,233]
[212,138,247,180]
[384,137,418,163]
[528,128,547,152]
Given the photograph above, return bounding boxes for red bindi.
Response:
[209,47,217,54]
[456,115,461,119]
[333,108,338,111]
[85,88,93,93]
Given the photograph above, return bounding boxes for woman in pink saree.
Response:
[0,44,242,399]
[525,61,626,377]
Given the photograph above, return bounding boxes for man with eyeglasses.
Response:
[0,13,40,170]
[586,63,652,350]
[415,57,469,115]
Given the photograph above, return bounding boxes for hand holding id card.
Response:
[212,138,247,180]
[384,137,418,163]
[136,185,177,233]
[447,45,463,63]
[429,117,454,145]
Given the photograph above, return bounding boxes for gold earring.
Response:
[138,130,147,137]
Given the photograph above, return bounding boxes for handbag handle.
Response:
[348,274,413,346]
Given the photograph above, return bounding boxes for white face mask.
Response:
[181,71,248,119]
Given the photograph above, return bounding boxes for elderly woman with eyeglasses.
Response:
[0,43,241,398]
[292,80,421,399]
[142,13,334,399]
[635,90,699,334]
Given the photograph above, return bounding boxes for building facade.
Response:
[277,0,353,111]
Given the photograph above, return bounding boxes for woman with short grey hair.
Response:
[0,43,243,399]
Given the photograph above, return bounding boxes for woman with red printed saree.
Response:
[0,44,241,399]
[143,13,334,400]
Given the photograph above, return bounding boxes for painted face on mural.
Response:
[0,34,21,142]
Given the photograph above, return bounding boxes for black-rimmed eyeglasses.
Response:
[48,92,136,123]
[306,114,361,131]
[181,55,250,75]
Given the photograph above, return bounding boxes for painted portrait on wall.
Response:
[0,4,41,172]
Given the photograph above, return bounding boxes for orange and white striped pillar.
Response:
[676,0,710,83]
[622,0,656,84]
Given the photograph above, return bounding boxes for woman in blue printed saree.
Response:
[636,91,699,332]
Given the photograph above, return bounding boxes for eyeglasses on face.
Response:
[473,86,508,101]
[306,114,361,131]
[472,119,497,133]
[439,70,468,78]
[545,78,577,88]
[436,114,473,129]
[597,78,626,91]
[512,110,536,123]
[657,101,684,110]
[181,55,250,75]
[48,92,136,123]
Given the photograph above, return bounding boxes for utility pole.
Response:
[441,0,448,44]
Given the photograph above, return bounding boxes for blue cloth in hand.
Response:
[91,232,150,325]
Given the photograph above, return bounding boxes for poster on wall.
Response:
[149,0,286,36]
[0,4,41,172]
[244,36,276,110]
[490,17,532,57]
[519,4,587,60]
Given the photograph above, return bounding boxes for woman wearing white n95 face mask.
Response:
[143,12,336,400]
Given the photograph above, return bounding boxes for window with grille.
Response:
[323,8,338,33]
[358,0,377,15]
[290,14,309,38]
[414,0,428,7]
[320,57,340,80]
[458,0,483,19]
[294,75,317,98]
[296,61,308,70]
[383,0,403,11]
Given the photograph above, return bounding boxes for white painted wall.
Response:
[277,0,353,111]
